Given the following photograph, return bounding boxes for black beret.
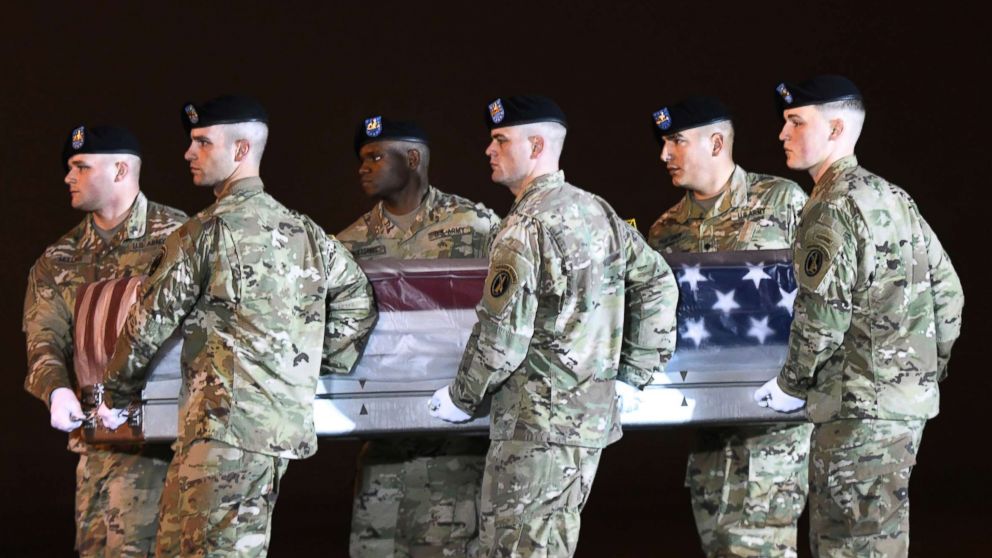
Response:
[61,125,141,171]
[650,95,731,143]
[354,116,429,156]
[181,95,268,133]
[775,75,862,112]
[485,95,567,130]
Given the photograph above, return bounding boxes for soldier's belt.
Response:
[80,253,806,445]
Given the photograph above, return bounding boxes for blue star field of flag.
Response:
[670,251,797,351]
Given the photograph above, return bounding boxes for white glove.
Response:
[615,381,642,413]
[754,377,806,413]
[428,386,472,423]
[49,387,84,432]
[96,402,129,430]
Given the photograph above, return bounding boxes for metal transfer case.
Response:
[85,250,806,444]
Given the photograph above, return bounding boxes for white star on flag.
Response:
[777,286,798,316]
[712,289,740,315]
[678,264,708,292]
[747,316,774,344]
[682,317,710,348]
[742,263,772,289]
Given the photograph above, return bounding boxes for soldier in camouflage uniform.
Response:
[96,96,378,557]
[339,117,500,558]
[756,76,964,557]
[429,95,679,558]
[647,96,812,558]
[23,125,187,557]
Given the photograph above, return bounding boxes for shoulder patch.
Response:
[489,265,516,299]
[796,223,843,293]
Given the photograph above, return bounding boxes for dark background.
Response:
[1,2,986,556]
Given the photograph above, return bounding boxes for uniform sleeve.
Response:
[618,222,679,388]
[778,202,860,398]
[22,258,74,406]
[450,220,540,414]
[102,219,213,408]
[921,218,963,380]
[778,182,809,241]
[320,235,378,375]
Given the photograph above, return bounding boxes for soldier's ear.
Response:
[407,148,421,170]
[829,118,844,140]
[711,133,724,157]
[114,161,129,182]
[234,139,250,162]
[529,135,545,159]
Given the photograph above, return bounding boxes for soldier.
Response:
[339,116,500,557]
[429,95,680,557]
[23,124,187,556]
[95,95,378,556]
[755,75,964,556]
[647,96,811,557]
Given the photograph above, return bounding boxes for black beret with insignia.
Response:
[181,94,268,134]
[650,95,731,144]
[774,75,863,112]
[354,116,429,156]
[61,125,141,171]
[485,95,567,130]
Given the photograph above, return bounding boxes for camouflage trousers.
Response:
[155,439,289,558]
[76,445,171,557]
[686,422,813,557]
[809,419,925,558]
[478,441,602,558]
[350,436,488,558]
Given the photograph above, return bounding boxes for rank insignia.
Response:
[489,99,505,124]
[185,104,199,124]
[776,83,793,105]
[653,108,671,130]
[365,116,382,137]
[625,217,638,229]
[71,126,85,150]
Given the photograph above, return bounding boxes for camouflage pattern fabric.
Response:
[22,192,185,555]
[338,185,500,261]
[648,165,807,254]
[809,419,924,557]
[75,446,171,557]
[103,177,377,457]
[778,156,963,556]
[477,440,601,558]
[340,186,498,558]
[649,166,811,557]
[779,156,964,422]
[450,171,679,555]
[154,439,289,558]
[101,177,377,556]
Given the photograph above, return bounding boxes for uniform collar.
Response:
[216,176,264,202]
[82,191,149,245]
[514,170,564,207]
[671,165,748,222]
[368,184,438,238]
[813,155,859,197]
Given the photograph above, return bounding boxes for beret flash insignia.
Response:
[489,99,505,124]
[653,107,672,131]
[776,83,793,105]
[184,104,199,124]
[71,126,85,150]
[365,116,382,137]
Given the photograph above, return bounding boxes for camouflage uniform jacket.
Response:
[337,185,501,260]
[648,165,807,253]
[450,171,679,449]
[102,177,377,459]
[23,192,187,453]
[779,156,964,423]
